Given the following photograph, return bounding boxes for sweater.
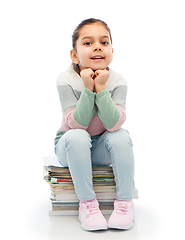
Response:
[54,66,127,146]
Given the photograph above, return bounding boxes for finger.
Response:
[91,72,96,78]
[94,70,100,76]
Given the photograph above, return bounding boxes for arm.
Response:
[57,84,95,129]
[95,85,127,131]
[72,87,96,127]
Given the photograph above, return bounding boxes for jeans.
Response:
[55,128,135,201]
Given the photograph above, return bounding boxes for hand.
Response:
[80,68,95,92]
[94,69,109,93]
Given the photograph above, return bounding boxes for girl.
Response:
[55,18,135,231]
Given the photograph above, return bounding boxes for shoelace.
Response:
[85,202,99,215]
[116,202,128,215]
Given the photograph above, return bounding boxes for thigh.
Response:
[55,129,92,167]
[55,134,68,167]
[91,132,112,166]
[91,128,133,166]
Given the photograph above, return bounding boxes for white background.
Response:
[1,0,185,239]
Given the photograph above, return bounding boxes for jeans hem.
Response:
[116,196,133,201]
[78,195,96,201]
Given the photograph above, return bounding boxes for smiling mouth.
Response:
[91,56,105,60]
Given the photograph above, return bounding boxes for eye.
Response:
[84,42,92,46]
[101,41,109,45]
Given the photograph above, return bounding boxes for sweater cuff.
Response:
[95,88,109,99]
[83,87,96,98]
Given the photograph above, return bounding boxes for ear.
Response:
[111,48,114,62]
[70,49,80,64]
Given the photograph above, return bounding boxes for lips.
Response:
[91,55,105,60]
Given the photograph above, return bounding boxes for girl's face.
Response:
[71,23,113,71]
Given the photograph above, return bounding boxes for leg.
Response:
[56,129,107,231]
[55,129,96,201]
[92,128,135,200]
[92,128,135,230]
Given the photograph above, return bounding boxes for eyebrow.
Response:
[81,36,110,41]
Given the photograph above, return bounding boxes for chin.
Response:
[91,65,108,71]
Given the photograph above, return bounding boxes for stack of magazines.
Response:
[43,156,138,215]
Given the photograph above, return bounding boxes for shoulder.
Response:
[56,66,75,86]
[56,66,84,91]
[105,68,127,91]
[109,68,127,85]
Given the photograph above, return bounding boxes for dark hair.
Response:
[72,18,112,73]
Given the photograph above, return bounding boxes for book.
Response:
[51,199,114,211]
[43,156,138,215]
[48,201,115,216]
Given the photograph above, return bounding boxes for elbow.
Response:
[107,114,126,132]
[65,107,88,130]
[67,118,88,130]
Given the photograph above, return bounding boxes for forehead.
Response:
[78,23,110,40]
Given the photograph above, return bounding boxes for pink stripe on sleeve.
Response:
[64,107,88,130]
[107,105,126,132]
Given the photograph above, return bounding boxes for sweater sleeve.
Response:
[95,85,127,131]
[57,84,95,129]
[72,87,96,127]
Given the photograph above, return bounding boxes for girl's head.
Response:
[70,18,113,73]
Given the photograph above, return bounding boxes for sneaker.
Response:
[108,199,134,230]
[78,198,107,231]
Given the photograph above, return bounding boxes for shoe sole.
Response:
[108,222,134,230]
[78,215,107,231]
[108,214,135,230]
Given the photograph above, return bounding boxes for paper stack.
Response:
[43,156,138,215]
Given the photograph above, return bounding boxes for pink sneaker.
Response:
[79,198,107,231]
[108,199,134,230]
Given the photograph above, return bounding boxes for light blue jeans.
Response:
[55,128,135,201]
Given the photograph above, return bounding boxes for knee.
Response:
[64,129,91,148]
[105,128,133,149]
[120,129,133,146]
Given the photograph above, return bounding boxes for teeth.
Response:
[92,57,103,59]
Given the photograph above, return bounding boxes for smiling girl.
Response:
[54,18,135,231]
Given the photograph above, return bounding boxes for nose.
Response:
[94,47,101,51]
[94,43,102,51]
